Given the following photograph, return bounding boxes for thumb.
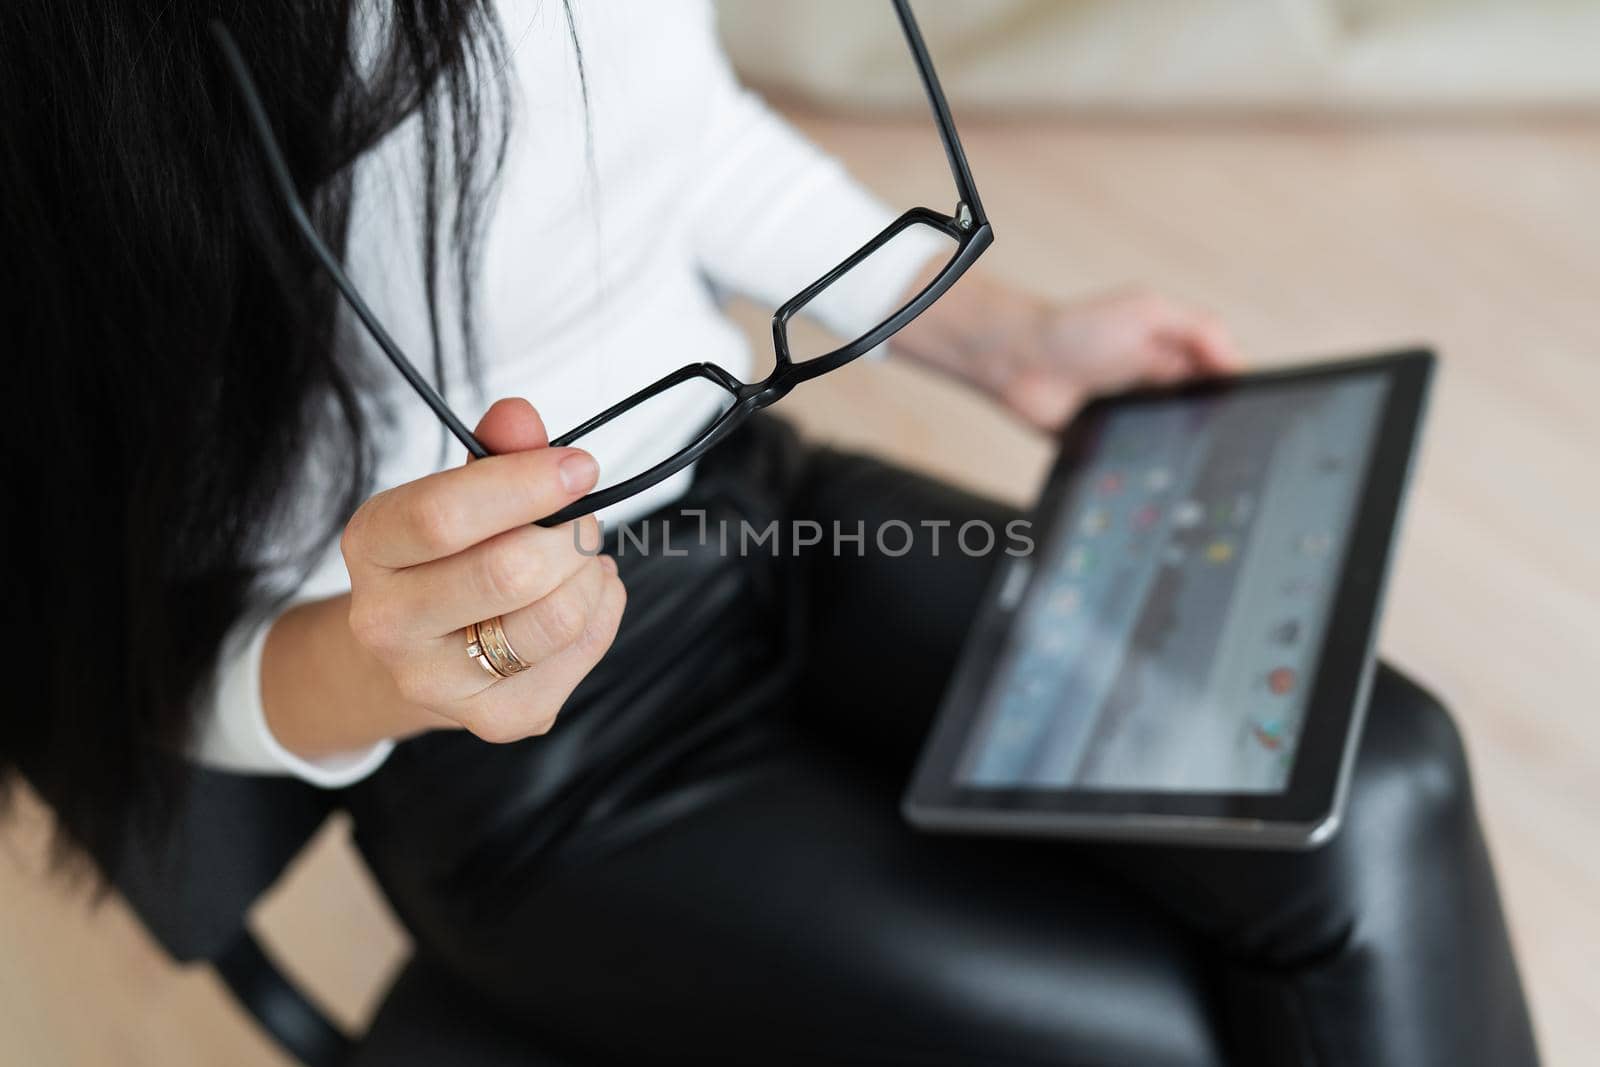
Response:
[469,397,549,461]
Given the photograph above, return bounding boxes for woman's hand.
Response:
[340,398,625,744]
[262,398,625,760]
[893,269,1243,431]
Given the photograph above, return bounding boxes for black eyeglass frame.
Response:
[210,0,990,527]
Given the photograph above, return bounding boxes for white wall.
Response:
[715,0,1600,115]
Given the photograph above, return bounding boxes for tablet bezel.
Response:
[904,349,1435,848]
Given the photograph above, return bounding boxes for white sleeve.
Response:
[188,605,394,788]
[683,6,948,346]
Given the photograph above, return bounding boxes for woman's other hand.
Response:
[262,399,624,761]
[893,268,1244,431]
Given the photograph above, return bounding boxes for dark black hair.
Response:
[0,1,519,875]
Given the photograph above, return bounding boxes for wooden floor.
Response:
[3,115,1597,1065]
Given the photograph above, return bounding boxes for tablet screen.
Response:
[959,373,1391,794]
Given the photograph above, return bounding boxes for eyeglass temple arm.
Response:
[208,21,490,460]
[891,0,985,225]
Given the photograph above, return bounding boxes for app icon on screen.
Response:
[1144,467,1173,492]
[1097,472,1124,495]
[1250,719,1288,751]
[1268,667,1297,695]
[1270,619,1302,646]
[1205,539,1235,564]
[1080,508,1110,536]
[1172,500,1204,529]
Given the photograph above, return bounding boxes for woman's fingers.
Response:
[1181,314,1242,374]
[379,547,618,713]
[454,560,627,744]
[383,514,603,639]
[496,551,609,666]
[472,396,549,454]
[344,444,599,573]
[1155,304,1243,375]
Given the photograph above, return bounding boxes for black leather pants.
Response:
[346,418,1538,1066]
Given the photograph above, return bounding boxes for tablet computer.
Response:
[905,349,1434,848]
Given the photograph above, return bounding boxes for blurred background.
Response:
[721,0,1600,115]
[4,1,1597,1063]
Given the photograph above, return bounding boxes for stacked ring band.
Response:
[465,616,529,679]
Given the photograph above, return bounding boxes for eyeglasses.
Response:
[211,0,990,527]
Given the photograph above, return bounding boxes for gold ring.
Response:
[466,616,528,679]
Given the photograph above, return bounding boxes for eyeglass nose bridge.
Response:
[741,363,803,407]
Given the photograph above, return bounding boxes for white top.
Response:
[190,0,943,786]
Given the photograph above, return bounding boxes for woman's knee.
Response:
[1351,664,1475,831]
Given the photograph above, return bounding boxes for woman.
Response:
[2,1,1537,1064]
